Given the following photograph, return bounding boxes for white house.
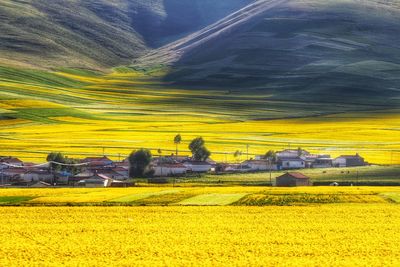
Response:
[242,160,278,171]
[333,154,366,167]
[183,161,212,173]
[278,157,306,170]
[153,163,187,177]
[277,149,310,159]
[77,173,115,188]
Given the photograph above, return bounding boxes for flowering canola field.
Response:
[1,205,400,266]
[0,66,399,164]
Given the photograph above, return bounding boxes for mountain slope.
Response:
[0,0,253,70]
[139,0,400,107]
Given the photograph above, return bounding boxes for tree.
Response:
[128,149,152,178]
[174,134,182,156]
[234,150,242,162]
[47,152,65,172]
[46,152,81,175]
[297,147,303,157]
[264,150,276,163]
[189,137,211,161]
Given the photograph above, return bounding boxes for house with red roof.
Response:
[0,157,24,168]
[81,156,114,168]
[276,172,311,187]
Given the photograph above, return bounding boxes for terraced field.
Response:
[0,66,399,164]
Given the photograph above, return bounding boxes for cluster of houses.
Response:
[0,155,215,187]
[0,149,367,187]
[219,149,367,173]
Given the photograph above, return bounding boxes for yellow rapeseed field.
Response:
[0,67,399,164]
[0,205,399,266]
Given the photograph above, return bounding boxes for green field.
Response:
[181,165,400,186]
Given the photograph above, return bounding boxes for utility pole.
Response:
[102,147,105,156]
[269,159,272,187]
[1,164,3,187]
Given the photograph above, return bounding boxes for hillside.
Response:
[0,0,252,70]
[139,0,400,107]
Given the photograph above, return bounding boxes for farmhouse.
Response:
[97,169,126,180]
[278,157,306,170]
[277,149,310,158]
[111,166,129,178]
[276,172,311,187]
[333,154,366,167]
[0,157,23,168]
[77,173,114,187]
[183,161,212,173]
[242,160,278,171]
[311,157,333,168]
[153,163,187,177]
[23,169,54,183]
[81,156,114,168]
[1,167,26,182]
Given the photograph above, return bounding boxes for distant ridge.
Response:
[136,0,288,66]
[136,0,400,108]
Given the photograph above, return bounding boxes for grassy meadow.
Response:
[0,65,399,164]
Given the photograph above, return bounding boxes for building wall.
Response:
[276,176,297,187]
[276,174,310,187]
[22,173,53,182]
[154,166,186,177]
[280,160,305,169]
[295,179,310,186]
[346,158,365,167]
[184,164,211,173]
[333,158,347,167]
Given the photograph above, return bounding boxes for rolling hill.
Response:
[139,0,400,107]
[0,0,253,70]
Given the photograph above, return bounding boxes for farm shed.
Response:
[333,154,366,167]
[276,172,311,187]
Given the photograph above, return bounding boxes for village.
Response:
[0,147,368,188]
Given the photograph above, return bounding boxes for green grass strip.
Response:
[108,189,181,203]
[178,193,248,206]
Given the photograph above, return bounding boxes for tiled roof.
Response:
[285,172,309,179]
